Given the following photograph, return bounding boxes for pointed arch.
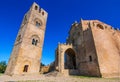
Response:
[64,48,76,69]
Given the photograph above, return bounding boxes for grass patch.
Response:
[71,75,120,81]
[0,73,3,76]
[71,75,100,79]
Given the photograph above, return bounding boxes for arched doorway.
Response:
[23,65,29,72]
[64,48,76,69]
[21,60,31,74]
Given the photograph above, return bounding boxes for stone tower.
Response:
[5,2,48,75]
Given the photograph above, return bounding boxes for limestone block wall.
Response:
[40,66,50,74]
[76,27,100,77]
[55,20,120,78]
[5,42,21,75]
[67,21,101,76]
[91,22,120,78]
[5,2,48,75]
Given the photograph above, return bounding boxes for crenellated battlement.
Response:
[69,19,120,36]
[58,42,73,47]
[30,2,48,19]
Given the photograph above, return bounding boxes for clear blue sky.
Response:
[0,0,120,65]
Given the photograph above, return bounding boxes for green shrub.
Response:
[0,61,7,73]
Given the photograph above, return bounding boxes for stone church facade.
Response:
[55,20,120,78]
[5,2,48,75]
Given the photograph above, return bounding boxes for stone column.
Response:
[61,51,64,73]
[55,50,57,70]
[58,45,61,72]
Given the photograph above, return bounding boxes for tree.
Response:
[0,61,7,73]
[41,62,45,66]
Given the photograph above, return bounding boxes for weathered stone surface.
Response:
[5,2,48,75]
[55,20,120,78]
[4,2,120,78]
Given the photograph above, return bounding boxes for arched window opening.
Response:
[35,5,38,10]
[97,24,104,29]
[89,56,92,62]
[64,48,76,69]
[35,40,38,46]
[42,12,44,15]
[32,38,39,46]
[36,21,41,27]
[32,39,36,45]
[23,65,29,72]
[31,35,40,46]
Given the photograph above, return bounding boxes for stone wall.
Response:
[55,20,120,78]
[91,20,120,78]
[67,20,101,77]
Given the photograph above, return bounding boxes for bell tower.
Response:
[5,2,48,75]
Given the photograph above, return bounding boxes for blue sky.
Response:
[0,0,120,65]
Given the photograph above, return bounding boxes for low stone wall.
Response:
[40,66,50,74]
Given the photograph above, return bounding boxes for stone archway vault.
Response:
[64,48,76,69]
[55,43,76,74]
